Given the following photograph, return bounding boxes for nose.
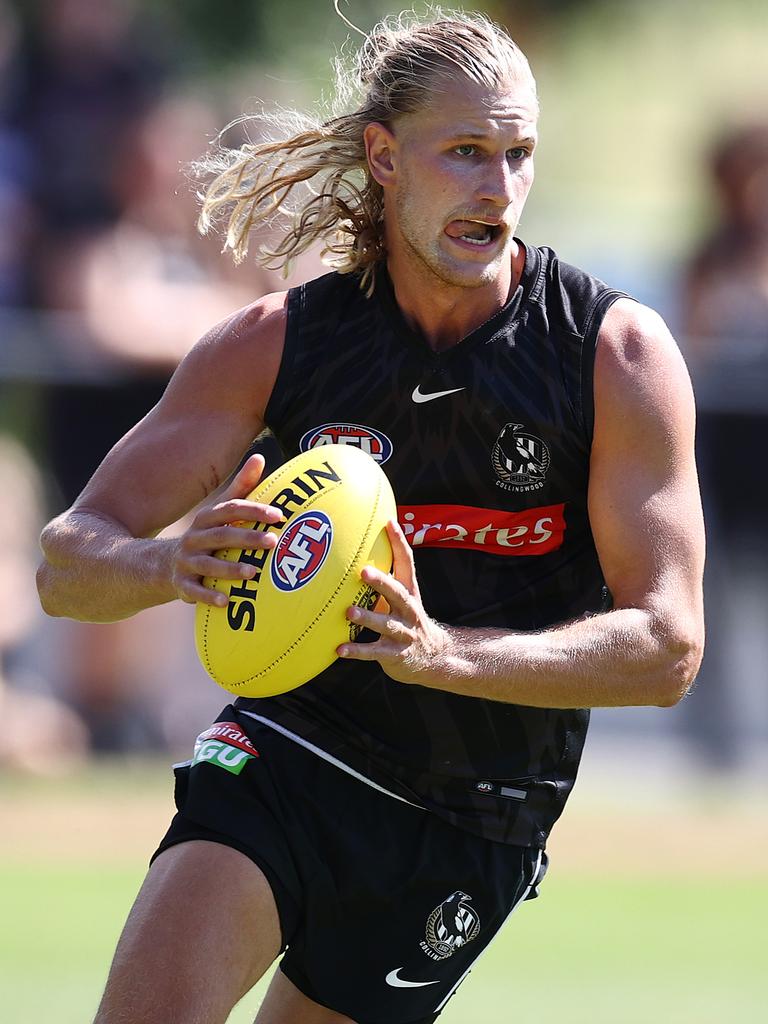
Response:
[476,155,516,207]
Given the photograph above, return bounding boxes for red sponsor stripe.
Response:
[197,722,260,756]
[397,503,566,556]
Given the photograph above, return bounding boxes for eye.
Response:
[507,147,528,161]
[454,144,477,157]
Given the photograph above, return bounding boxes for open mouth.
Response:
[445,220,503,248]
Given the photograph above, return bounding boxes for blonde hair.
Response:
[196,7,536,292]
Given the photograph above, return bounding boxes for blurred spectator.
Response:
[0,0,37,305]
[0,0,171,752]
[681,122,768,769]
[39,93,261,505]
[6,0,167,245]
[0,1,329,754]
[32,92,266,754]
[0,434,88,773]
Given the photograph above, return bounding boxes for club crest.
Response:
[492,422,550,492]
[420,891,481,961]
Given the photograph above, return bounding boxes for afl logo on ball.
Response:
[492,422,551,492]
[270,511,333,592]
[299,423,393,464]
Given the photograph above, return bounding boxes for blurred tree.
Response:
[144,0,263,69]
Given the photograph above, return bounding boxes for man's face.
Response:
[384,74,538,290]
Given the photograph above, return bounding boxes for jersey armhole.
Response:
[264,284,303,428]
[580,289,633,446]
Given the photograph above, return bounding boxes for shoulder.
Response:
[596,299,691,394]
[281,271,371,360]
[288,270,366,320]
[593,299,696,453]
[532,247,627,336]
[196,289,289,357]
[541,248,608,292]
[183,289,289,384]
[159,290,289,425]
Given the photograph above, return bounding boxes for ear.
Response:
[364,121,398,187]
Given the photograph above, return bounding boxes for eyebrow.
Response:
[449,132,537,145]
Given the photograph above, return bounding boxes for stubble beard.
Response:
[394,185,510,291]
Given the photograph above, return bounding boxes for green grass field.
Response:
[2,764,766,1023]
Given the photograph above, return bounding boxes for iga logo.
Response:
[270,511,333,592]
[299,423,393,464]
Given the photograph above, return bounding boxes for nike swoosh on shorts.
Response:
[385,968,440,988]
[411,385,466,404]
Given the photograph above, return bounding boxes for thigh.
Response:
[94,841,281,1024]
[279,765,545,1024]
[255,971,357,1024]
[144,709,545,1023]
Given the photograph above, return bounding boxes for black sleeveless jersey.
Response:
[236,242,629,847]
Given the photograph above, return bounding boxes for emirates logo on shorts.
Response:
[270,511,333,592]
[420,891,481,961]
[492,422,550,492]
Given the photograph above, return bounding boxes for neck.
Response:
[384,242,525,352]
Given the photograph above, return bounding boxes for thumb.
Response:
[223,453,266,501]
[387,518,420,598]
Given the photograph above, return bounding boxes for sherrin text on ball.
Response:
[195,445,396,697]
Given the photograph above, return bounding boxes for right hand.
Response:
[171,454,284,607]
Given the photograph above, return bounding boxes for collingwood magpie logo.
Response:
[492,422,550,492]
[420,891,481,961]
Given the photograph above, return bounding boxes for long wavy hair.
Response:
[196,7,536,293]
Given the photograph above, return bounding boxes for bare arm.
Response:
[37,293,288,623]
[340,300,706,708]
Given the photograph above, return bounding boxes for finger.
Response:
[222,453,267,501]
[181,552,269,581]
[179,579,228,607]
[185,523,280,551]
[346,605,413,641]
[195,499,284,529]
[337,638,405,661]
[360,564,414,620]
[387,519,419,596]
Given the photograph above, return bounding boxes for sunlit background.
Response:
[1,1,766,1021]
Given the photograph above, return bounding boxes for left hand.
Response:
[337,519,450,685]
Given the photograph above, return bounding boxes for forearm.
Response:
[428,606,702,708]
[37,509,179,623]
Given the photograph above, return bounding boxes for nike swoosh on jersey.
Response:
[385,968,440,988]
[411,385,466,404]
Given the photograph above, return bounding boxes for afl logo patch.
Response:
[299,423,393,464]
[492,422,550,492]
[270,511,333,592]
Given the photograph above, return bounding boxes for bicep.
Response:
[73,295,286,537]
[588,302,705,625]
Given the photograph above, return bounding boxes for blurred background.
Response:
[1,1,766,1022]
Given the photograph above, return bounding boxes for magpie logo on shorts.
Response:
[492,422,550,492]
[270,510,332,592]
[420,891,481,961]
[299,423,393,464]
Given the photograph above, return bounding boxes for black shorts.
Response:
[153,705,547,1024]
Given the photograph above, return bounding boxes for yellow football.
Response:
[194,444,396,697]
